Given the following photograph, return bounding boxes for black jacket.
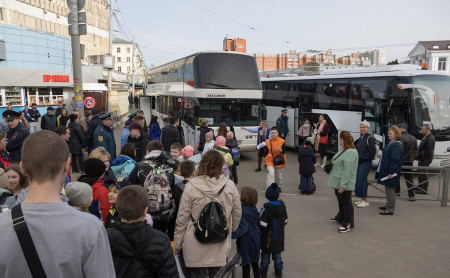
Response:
[260,200,288,253]
[417,133,435,161]
[400,131,418,163]
[197,126,213,151]
[68,121,85,155]
[105,204,121,229]
[354,133,376,162]
[55,107,63,117]
[6,122,30,163]
[173,180,187,218]
[107,222,179,278]
[28,108,41,123]
[297,145,316,175]
[161,125,180,151]
[86,116,102,149]
[128,133,150,162]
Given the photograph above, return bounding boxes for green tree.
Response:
[387,59,399,65]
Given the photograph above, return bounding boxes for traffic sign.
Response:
[84,97,96,109]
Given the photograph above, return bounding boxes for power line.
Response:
[325,43,416,52]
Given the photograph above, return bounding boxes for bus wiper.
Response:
[205,82,231,88]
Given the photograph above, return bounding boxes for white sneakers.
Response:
[356,200,370,208]
[354,198,361,205]
[338,224,351,233]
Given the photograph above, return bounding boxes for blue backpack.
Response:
[230,146,240,163]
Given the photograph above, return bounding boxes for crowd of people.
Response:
[0,103,437,278]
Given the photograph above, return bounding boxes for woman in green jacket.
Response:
[327,131,359,233]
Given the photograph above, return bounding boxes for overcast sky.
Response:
[116,0,450,67]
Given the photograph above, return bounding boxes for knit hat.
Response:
[84,158,106,178]
[65,182,93,207]
[305,137,314,145]
[0,168,9,189]
[205,130,214,139]
[265,183,280,201]
[215,136,226,147]
[181,145,194,158]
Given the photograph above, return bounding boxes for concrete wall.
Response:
[110,89,129,117]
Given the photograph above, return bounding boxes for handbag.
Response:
[324,150,345,174]
[270,139,285,166]
[11,204,48,278]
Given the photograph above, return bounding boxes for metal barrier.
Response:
[368,163,450,207]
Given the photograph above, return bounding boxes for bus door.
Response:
[362,98,383,140]
[283,96,298,148]
[139,96,152,125]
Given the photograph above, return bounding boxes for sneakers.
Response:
[330,217,338,223]
[354,198,362,205]
[275,269,283,278]
[254,168,262,172]
[338,225,351,233]
[356,200,370,208]
[409,196,416,202]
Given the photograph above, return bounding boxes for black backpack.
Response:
[190,184,229,244]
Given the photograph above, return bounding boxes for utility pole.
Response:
[107,0,113,113]
[68,0,87,116]
[131,31,135,100]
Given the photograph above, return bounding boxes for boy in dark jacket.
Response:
[105,178,131,229]
[107,185,179,278]
[298,137,316,195]
[260,183,288,278]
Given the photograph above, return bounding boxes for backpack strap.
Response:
[11,204,47,278]
[190,183,227,222]
[214,146,229,153]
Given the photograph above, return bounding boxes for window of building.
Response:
[432,45,439,50]
[117,47,121,53]
[127,47,130,53]
[438,57,447,71]
[127,66,131,73]
[118,66,121,72]
[117,57,121,62]
[127,57,131,62]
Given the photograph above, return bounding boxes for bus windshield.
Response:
[195,99,261,127]
[412,75,450,130]
[194,53,262,90]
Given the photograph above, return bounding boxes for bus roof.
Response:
[261,65,449,81]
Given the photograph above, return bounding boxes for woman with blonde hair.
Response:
[89,147,116,185]
[327,131,358,233]
[242,121,271,172]
[377,126,404,215]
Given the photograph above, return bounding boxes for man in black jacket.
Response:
[398,123,418,200]
[28,103,41,133]
[4,111,30,163]
[161,117,180,152]
[127,123,150,162]
[85,108,101,153]
[107,185,178,277]
[416,124,435,193]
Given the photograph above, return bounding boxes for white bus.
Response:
[261,65,450,165]
[140,51,264,151]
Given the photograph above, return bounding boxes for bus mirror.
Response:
[397,84,436,113]
[261,105,267,120]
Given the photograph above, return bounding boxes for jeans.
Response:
[334,189,354,228]
[266,166,283,188]
[188,267,221,278]
[403,161,414,197]
[418,158,433,191]
[355,161,371,198]
[300,174,312,193]
[260,252,283,271]
[29,122,39,134]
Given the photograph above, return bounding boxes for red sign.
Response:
[43,75,70,82]
[84,97,96,109]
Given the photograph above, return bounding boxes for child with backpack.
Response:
[260,183,288,278]
[106,185,179,277]
[232,187,261,278]
[226,131,240,184]
[298,137,316,195]
[213,136,234,179]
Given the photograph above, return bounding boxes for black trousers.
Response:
[418,158,433,191]
[71,154,84,172]
[188,267,221,278]
[403,162,414,197]
[242,262,260,278]
[334,189,354,228]
[231,164,238,184]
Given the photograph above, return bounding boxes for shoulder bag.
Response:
[324,150,345,174]
[270,139,285,166]
[11,204,47,278]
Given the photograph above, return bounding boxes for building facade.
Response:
[408,40,450,74]
[223,34,246,53]
[112,37,146,87]
[358,50,386,66]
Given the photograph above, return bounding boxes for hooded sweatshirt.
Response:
[232,204,261,265]
[260,200,288,253]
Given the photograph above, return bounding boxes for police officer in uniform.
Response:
[93,112,116,160]
[3,110,30,163]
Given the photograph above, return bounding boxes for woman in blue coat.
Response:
[243,121,270,172]
[232,186,261,278]
[149,115,161,141]
[377,126,404,215]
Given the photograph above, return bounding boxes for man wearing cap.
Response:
[196,118,213,152]
[28,103,41,134]
[3,110,30,163]
[120,112,136,148]
[40,106,57,132]
[86,108,101,153]
[93,112,116,160]
[127,122,150,162]
[276,109,290,139]
[398,123,418,200]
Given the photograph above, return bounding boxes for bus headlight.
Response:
[245,135,257,140]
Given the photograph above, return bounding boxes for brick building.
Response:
[223,34,246,53]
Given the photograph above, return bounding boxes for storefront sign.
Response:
[43,75,70,82]
[84,97,96,109]
[111,83,129,90]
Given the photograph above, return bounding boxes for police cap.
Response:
[99,112,112,120]
[2,110,21,121]
[128,112,137,119]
